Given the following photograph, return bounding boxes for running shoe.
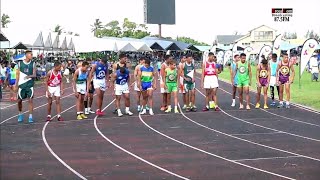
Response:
[46,116,52,122]
[165,107,172,113]
[140,109,147,115]
[191,106,197,112]
[246,105,251,110]
[186,107,191,112]
[96,110,105,116]
[231,101,236,107]
[112,109,117,114]
[202,107,209,111]
[18,114,24,123]
[285,104,290,109]
[146,106,150,111]
[80,114,88,119]
[118,110,123,117]
[137,106,141,112]
[77,114,83,120]
[160,106,167,111]
[255,103,260,109]
[28,117,34,123]
[57,116,63,121]
[264,105,269,109]
[84,108,89,115]
[174,107,179,113]
[215,107,220,111]
[89,109,95,114]
[182,105,187,110]
[270,101,276,106]
[277,103,283,108]
[239,104,244,109]
[149,109,154,115]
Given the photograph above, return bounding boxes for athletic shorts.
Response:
[46,86,61,97]
[184,83,195,92]
[141,82,153,91]
[158,69,160,72]
[18,87,34,100]
[88,81,95,94]
[93,79,106,91]
[269,76,277,86]
[279,76,289,85]
[259,78,268,87]
[166,82,178,93]
[237,79,250,87]
[115,83,129,96]
[134,81,140,92]
[76,83,87,95]
[204,75,219,89]
[9,79,16,86]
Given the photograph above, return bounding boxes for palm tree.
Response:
[54,25,63,35]
[91,19,103,37]
[1,14,11,28]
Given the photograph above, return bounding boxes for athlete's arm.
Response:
[134,65,139,81]
[152,69,157,90]
[163,68,167,89]
[88,65,96,90]
[26,62,37,79]
[137,68,142,89]
[248,63,252,85]
[256,65,260,86]
[290,63,295,83]
[229,64,234,84]
[60,71,64,95]
[267,66,271,85]
[14,63,20,92]
[276,63,281,83]
[160,64,166,83]
[232,63,238,84]
[45,71,51,95]
[201,63,205,88]
[73,70,79,94]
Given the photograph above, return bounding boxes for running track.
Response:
[1,75,320,180]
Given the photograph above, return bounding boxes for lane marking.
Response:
[230,132,284,136]
[138,112,295,180]
[42,105,87,180]
[233,155,301,162]
[94,100,189,180]
[177,102,320,163]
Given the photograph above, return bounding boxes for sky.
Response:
[1,0,320,45]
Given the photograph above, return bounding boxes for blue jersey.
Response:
[270,61,278,76]
[77,69,87,84]
[94,62,107,80]
[115,69,129,85]
[231,61,238,84]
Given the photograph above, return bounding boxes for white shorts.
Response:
[134,81,140,92]
[46,86,61,97]
[93,79,106,91]
[76,83,87,95]
[204,75,219,89]
[269,76,277,86]
[115,83,129,96]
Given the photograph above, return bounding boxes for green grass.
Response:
[197,66,320,110]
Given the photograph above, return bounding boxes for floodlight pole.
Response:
[158,24,162,38]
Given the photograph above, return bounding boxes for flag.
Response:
[202,51,209,65]
[223,50,232,65]
[13,54,25,61]
[258,45,272,64]
[217,51,224,64]
[186,69,194,79]
[232,41,241,59]
[300,38,319,76]
[244,46,253,57]
[272,34,283,60]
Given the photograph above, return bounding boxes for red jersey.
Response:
[204,61,216,76]
[48,70,62,87]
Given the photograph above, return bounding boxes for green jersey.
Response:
[183,62,194,84]
[165,68,177,83]
[18,60,35,89]
[237,61,249,81]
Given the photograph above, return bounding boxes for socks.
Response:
[19,111,22,115]
[29,114,32,118]
[126,107,129,111]
[279,101,283,105]
[167,105,171,109]
[174,105,177,109]
[232,99,235,103]
[47,115,51,118]
[286,101,290,105]
[57,114,61,118]
[77,112,81,115]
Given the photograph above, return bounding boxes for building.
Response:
[213,25,277,54]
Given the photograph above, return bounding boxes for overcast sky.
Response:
[1,0,320,44]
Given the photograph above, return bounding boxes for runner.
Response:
[181,54,196,112]
[160,55,172,111]
[84,58,95,115]
[201,52,221,111]
[230,54,240,107]
[255,58,271,109]
[178,55,187,109]
[163,60,179,113]
[110,66,133,117]
[233,53,252,110]
[134,57,145,112]
[14,50,37,123]
[88,57,109,116]
[8,62,17,101]
[73,61,90,120]
[137,58,156,115]
[157,60,162,80]
[45,61,64,121]
[276,52,295,108]
[269,53,279,106]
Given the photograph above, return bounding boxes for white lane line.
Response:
[196,88,320,142]
[94,100,189,180]
[231,132,284,136]
[0,86,73,110]
[177,103,320,162]
[138,113,295,180]
[0,92,74,125]
[42,105,87,180]
[214,75,320,115]
[233,155,301,162]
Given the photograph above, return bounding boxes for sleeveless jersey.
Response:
[279,61,290,78]
[94,62,107,80]
[204,61,216,76]
[115,69,129,85]
[270,61,278,76]
[140,66,153,83]
[77,69,87,84]
[258,64,268,79]
[237,61,249,81]
[48,70,62,87]
[9,68,17,80]
[165,68,177,83]
[18,60,35,88]
[183,62,194,84]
